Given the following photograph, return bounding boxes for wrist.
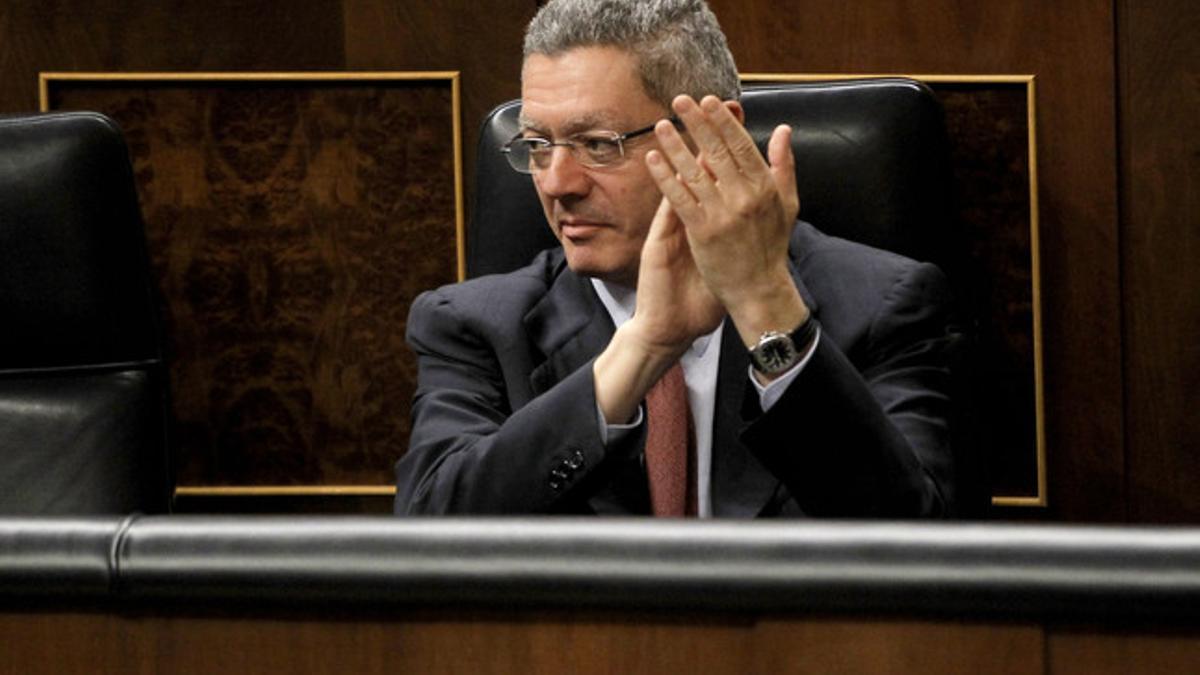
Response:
[620,314,693,365]
[748,314,820,383]
[593,323,681,425]
[726,270,809,348]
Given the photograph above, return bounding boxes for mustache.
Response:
[553,203,611,223]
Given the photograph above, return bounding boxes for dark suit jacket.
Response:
[395,221,958,517]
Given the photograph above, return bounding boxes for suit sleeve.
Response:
[742,261,958,517]
[394,288,639,515]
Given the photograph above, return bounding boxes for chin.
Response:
[561,239,639,284]
[562,256,622,285]
[564,257,606,280]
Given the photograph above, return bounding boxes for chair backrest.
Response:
[0,111,171,514]
[467,78,956,279]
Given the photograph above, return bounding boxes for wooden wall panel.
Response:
[342,0,536,225]
[1118,0,1200,522]
[0,1,345,113]
[1048,628,1200,674]
[14,609,1200,674]
[45,76,460,489]
[936,82,1040,501]
[710,0,1122,521]
[0,611,1047,675]
[752,619,1043,674]
[0,1,532,510]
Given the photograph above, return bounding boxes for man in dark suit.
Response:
[394,0,957,517]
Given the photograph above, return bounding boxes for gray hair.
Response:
[523,0,741,109]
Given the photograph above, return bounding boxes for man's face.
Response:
[520,46,668,287]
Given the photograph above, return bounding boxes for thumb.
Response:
[645,195,679,244]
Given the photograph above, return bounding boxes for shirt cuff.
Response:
[749,330,822,412]
[596,402,644,446]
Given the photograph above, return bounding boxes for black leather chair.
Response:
[0,112,171,514]
[468,79,985,516]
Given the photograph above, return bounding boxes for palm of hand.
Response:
[632,198,725,355]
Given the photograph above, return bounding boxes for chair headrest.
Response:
[0,112,160,371]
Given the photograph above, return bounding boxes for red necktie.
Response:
[644,363,697,516]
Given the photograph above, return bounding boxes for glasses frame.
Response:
[501,117,681,174]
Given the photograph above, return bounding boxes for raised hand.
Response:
[592,195,724,424]
[627,196,726,359]
[644,95,808,349]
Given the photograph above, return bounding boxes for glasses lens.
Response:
[505,138,558,174]
[578,135,623,166]
[503,139,530,174]
[502,132,629,173]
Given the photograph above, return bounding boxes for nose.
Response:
[534,145,591,199]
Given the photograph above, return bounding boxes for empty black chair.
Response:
[0,111,171,513]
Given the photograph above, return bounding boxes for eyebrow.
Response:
[517,111,627,137]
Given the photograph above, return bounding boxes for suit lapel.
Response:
[524,259,615,397]
[709,259,819,517]
[709,320,776,517]
[523,261,635,514]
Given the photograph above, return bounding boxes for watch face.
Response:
[753,333,798,374]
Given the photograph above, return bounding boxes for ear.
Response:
[723,99,746,125]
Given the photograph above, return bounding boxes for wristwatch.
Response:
[748,316,819,376]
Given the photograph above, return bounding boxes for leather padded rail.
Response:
[4,516,1200,620]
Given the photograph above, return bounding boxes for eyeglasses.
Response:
[501,117,681,174]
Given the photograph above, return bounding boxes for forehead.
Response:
[520,46,664,133]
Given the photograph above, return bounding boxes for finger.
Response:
[646,148,707,226]
[699,95,771,179]
[767,124,800,218]
[670,95,744,187]
[653,116,723,206]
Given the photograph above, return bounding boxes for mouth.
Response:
[558,218,608,240]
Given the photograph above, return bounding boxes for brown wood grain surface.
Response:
[1117,0,1200,523]
[0,610,1051,675]
[342,0,536,227]
[1048,627,1200,674]
[9,608,1200,674]
[0,2,345,111]
[47,79,460,487]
